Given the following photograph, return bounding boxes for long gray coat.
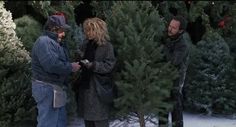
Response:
[77,40,116,121]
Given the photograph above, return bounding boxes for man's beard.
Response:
[168,32,182,40]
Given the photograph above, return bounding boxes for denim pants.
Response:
[32,81,67,127]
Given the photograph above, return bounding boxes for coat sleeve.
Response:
[36,37,72,75]
[76,41,87,60]
[93,43,117,74]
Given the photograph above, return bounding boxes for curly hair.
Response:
[83,17,110,46]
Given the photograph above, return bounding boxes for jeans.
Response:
[32,81,67,127]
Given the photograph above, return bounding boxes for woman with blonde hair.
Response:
[74,17,116,127]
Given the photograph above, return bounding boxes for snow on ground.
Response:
[183,112,236,127]
[67,112,236,127]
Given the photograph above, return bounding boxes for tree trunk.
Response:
[138,111,145,127]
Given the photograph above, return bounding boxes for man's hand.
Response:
[71,62,81,72]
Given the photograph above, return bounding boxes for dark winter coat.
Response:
[75,40,116,121]
[163,32,190,92]
[31,31,72,86]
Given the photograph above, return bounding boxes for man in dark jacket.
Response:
[159,16,190,127]
[31,15,81,127]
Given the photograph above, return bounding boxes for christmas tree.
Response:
[158,1,188,22]
[156,1,236,115]
[91,1,114,20]
[185,28,235,114]
[106,1,177,127]
[0,1,35,127]
[217,2,236,69]
[14,15,42,52]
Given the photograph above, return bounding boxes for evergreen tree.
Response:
[14,15,42,52]
[0,1,35,127]
[91,1,114,20]
[158,1,188,22]
[106,1,177,127]
[184,29,236,115]
[158,1,236,114]
[217,2,236,65]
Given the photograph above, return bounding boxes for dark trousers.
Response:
[159,87,183,127]
[84,120,109,127]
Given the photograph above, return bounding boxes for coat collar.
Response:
[43,30,67,46]
[166,32,184,44]
[43,30,58,42]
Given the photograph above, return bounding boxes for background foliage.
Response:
[0,1,34,127]
[1,1,236,127]
[14,15,42,52]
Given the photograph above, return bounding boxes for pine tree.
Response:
[157,1,236,114]
[0,1,35,127]
[181,1,236,115]
[158,1,188,22]
[106,1,177,127]
[184,29,235,115]
[217,2,236,66]
[14,15,42,52]
[91,1,114,20]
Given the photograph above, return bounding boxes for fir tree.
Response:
[185,29,235,114]
[14,15,42,52]
[158,1,188,22]
[91,1,114,20]
[0,1,35,127]
[218,2,236,64]
[106,1,177,127]
[158,1,236,114]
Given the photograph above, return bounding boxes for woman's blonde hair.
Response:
[83,17,110,46]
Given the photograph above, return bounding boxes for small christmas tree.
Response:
[0,1,35,127]
[185,29,236,114]
[106,1,177,127]
[14,15,42,52]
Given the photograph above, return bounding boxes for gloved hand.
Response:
[80,59,94,69]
